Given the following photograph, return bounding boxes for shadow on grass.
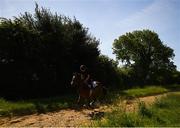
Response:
[0,94,78,117]
[164,84,180,91]
[0,93,103,117]
[88,111,105,120]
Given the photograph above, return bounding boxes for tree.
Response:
[113,29,176,85]
[91,55,120,87]
[0,4,100,99]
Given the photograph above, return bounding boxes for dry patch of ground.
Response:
[0,108,94,127]
[0,92,176,127]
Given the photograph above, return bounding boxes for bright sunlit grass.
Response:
[123,86,168,97]
[95,92,180,127]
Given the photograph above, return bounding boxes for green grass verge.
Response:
[123,86,169,97]
[0,85,178,117]
[0,95,75,116]
[104,86,169,104]
[95,92,180,127]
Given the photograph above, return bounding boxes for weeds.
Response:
[95,93,180,127]
[138,101,153,118]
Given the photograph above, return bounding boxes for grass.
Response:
[164,84,180,91]
[0,85,178,117]
[123,86,168,97]
[94,92,180,127]
[0,98,36,116]
[0,95,75,116]
[103,86,169,105]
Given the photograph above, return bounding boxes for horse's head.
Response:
[70,72,81,87]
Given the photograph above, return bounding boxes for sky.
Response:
[1,0,180,70]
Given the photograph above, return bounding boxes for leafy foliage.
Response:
[92,55,121,88]
[0,4,100,98]
[113,30,176,85]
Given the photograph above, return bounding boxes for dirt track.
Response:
[0,92,176,127]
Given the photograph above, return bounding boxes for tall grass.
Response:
[95,93,180,127]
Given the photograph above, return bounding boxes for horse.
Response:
[70,72,107,106]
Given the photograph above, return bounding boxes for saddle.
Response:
[88,81,98,89]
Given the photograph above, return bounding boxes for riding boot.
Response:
[89,89,93,97]
[89,84,94,97]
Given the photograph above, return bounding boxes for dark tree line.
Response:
[0,4,179,99]
[0,4,99,98]
[0,4,119,99]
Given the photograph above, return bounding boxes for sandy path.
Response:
[0,92,178,127]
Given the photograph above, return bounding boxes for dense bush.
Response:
[91,55,122,88]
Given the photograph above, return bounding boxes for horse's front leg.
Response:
[89,98,96,106]
[77,95,81,104]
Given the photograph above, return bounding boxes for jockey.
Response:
[79,65,93,89]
